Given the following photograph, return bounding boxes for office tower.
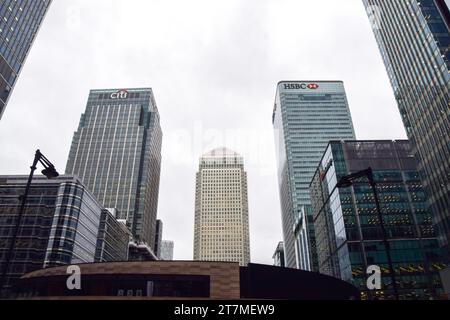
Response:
[273,242,285,267]
[0,175,130,294]
[273,81,356,269]
[193,148,251,266]
[66,88,162,250]
[0,0,52,120]
[154,220,163,258]
[363,0,450,258]
[160,240,174,261]
[310,140,446,300]
[95,209,131,263]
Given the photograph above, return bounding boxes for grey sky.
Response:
[0,0,406,264]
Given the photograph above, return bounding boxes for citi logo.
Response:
[110,89,128,99]
[283,83,320,90]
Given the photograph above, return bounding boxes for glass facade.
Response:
[0,0,52,120]
[272,242,285,267]
[363,0,450,259]
[310,140,447,300]
[95,209,130,263]
[44,181,102,267]
[160,240,174,261]
[272,81,356,269]
[0,176,56,294]
[66,88,162,250]
[0,175,128,294]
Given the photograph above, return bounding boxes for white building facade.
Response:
[193,148,250,266]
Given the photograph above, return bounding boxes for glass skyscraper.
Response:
[273,81,356,269]
[363,0,450,259]
[310,140,446,300]
[66,88,162,250]
[0,0,52,120]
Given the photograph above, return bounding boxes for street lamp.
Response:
[0,150,59,296]
[336,167,399,300]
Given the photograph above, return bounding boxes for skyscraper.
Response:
[160,240,174,261]
[66,88,162,250]
[310,140,446,300]
[0,0,52,120]
[363,0,450,258]
[273,81,356,269]
[193,148,251,266]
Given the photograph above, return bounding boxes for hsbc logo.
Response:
[110,89,128,99]
[307,83,319,89]
[283,83,320,90]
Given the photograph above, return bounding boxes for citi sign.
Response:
[283,83,319,90]
[110,89,128,99]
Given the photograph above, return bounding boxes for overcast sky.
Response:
[0,0,407,264]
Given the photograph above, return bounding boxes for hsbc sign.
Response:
[283,83,320,90]
[110,89,128,99]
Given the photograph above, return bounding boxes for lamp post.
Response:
[336,167,399,300]
[0,150,59,296]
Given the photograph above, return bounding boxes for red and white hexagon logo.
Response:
[307,83,319,90]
